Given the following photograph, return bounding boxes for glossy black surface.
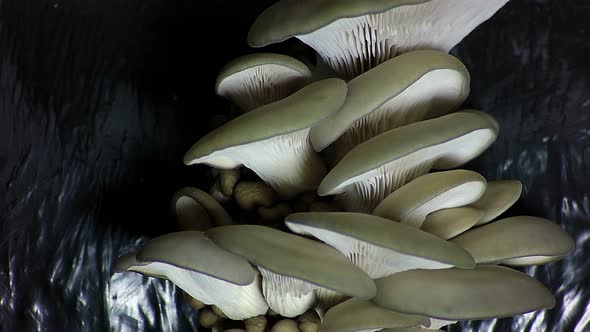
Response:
[0,0,588,331]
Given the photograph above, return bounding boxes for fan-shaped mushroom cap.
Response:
[451,216,575,266]
[216,53,312,112]
[114,232,268,320]
[421,207,484,240]
[373,265,555,320]
[286,212,474,279]
[185,78,347,197]
[310,50,469,155]
[248,0,509,79]
[321,298,428,332]
[318,111,498,212]
[206,225,376,317]
[171,187,233,231]
[113,252,168,280]
[373,170,486,228]
[470,180,523,226]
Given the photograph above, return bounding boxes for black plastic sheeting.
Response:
[0,0,588,331]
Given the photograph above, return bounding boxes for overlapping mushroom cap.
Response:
[373,265,556,321]
[451,216,575,266]
[321,298,428,332]
[184,78,347,197]
[470,179,523,226]
[310,50,470,156]
[113,231,268,320]
[248,0,509,79]
[171,187,233,231]
[216,53,312,112]
[318,111,498,212]
[285,212,474,279]
[421,207,484,240]
[373,170,486,228]
[206,225,376,317]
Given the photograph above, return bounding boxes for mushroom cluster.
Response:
[114,1,575,331]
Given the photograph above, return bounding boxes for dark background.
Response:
[0,0,588,331]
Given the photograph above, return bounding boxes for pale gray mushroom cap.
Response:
[113,251,168,279]
[184,78,347,197]
[216,53,312,112]
[206,225,376,317]
[372,170,486,228]
[373,265,555,320]
[115,232,269,320]
[248,0,509,79]
[381,328,443,332]
[421,207,484,240]
[321,298,428,332]
[470,180,523,226]
[171,187,233,231]
[310,50,469,153]
[318,111,498,212]
[451,216,575,266]
[285,212,475,279]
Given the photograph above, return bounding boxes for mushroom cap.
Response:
[470,180,523,226]
[171,187,233,230]
[184,78,347,168]
[421,207,484,240]
[205,225,376,299]
[451,216,575,265]
[248,0,428,47]
[381,328,443,332]
[373,265,556,320]
[285,212,475,274]
[320,298,428,332]
[310,50,469,152]
[113,252,168,280]
[216,53,311,90]
[137,231,255,285]
[318,111,498,196]
[372,170,486,228]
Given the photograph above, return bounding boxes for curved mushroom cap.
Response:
[116,232,268,320]
[373,265,556,320]
[248,0,509,79]
[113,252,168,280]
[381,328,443,332]
[421,207,484,240]
[216,53,312,112]
[451,216,575,266]
[310,50,469,153]
[171,187,233,231]
[373,170,486,228]
[321,298,428,332]
[470,180,523,226]
[318,111,498,212]
[206,225,376,317]
[185,78,348,197]
[285,212,474,279]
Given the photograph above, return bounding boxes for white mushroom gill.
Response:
[133,262,268,320]
[258,266,317,317]
[194,128,325,197]
[332,69,465,160]
[400,181,486,228]
[217,65,310,112]
[287,225,451,279]
[336,128,494,212]
[298,0,509,79]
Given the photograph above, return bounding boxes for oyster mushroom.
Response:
[372,170,486,228]
[318,111,498,212]
[470,179,523,226]
[216,53,312,112]
[451,216,575,266]
[320,298,428,332]
[381,329,442,332]
[421,207,484,240]
[113,232,268,320]
[373,265,555,321]
[285,212,475,279]
[171,187,233,231]
[310,50,470,159]
[184,78,347,197]
[206,225,376,317]
[248,0,509,79]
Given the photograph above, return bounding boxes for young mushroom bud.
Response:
[235,181,277,210]
[171,187,233,231]
[245,315,267,332]
[270,319,300,332]
[220,168,241,196]
[200,308,221,328]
